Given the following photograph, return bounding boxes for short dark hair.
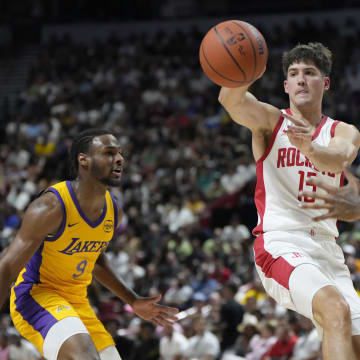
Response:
[69,128,117,179]
[282,42,332,77]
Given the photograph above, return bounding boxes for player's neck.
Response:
[289,105,323,127]
[71,178,107,212]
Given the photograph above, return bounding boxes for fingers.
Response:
[151,313,179,327]
[283,112,307,127]
[343,164,359,189]
[154,304,179,315]
[299,190,333,202]
[306,178,337,194]
[287,125,307,132]
[312,212,335,222]
[300,202,332,210]
[151,318,164,327]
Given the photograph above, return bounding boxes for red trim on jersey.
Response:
[253,114,284,235]
[335,170,346,239]
[285,109,327,141]
[340,171,345,187]
[254,234,295,289]
[312,115,327,141]
[253,161,265,235]
[256,115,284,164]
[330,120,340,138]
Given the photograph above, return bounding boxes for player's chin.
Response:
[294,98,312,108]
[108,177,122,187]
[101,176,122,187]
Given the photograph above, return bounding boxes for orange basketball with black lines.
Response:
[199,20,268,87]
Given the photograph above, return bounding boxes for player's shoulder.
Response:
[332,120,360,137]
[26,190,63,218]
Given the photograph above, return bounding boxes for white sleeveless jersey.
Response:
[253,109,344,238]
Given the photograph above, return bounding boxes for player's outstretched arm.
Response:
[94,253,179,327]
[0,192,63,308]
[218,81,281,134]
[300,165,360,222]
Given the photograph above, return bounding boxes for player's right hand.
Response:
[131,295,179,327]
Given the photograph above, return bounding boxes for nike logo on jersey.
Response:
[68,222,79,227]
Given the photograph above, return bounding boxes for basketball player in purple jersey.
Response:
[219,42,360,360]
[0,129,179,360]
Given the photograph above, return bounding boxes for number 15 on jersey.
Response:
[298,171,317,202]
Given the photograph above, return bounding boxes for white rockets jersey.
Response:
[253,109,344,237]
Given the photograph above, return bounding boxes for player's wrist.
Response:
[302,143,315,156]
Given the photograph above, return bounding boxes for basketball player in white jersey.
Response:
[219,42,360,360]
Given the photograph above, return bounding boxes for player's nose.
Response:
[115,152,124,165]
[297,73,305,85]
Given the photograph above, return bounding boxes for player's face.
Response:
[89,134,124,187]
[284,61,330,108]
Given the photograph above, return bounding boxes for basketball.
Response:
[199,20,268,87]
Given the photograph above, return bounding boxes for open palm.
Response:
[131,295,179,327]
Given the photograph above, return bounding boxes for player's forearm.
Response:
[304,143,354,173]
[94,255,139,305]
[0,263,15,308]
[218,86,253,110]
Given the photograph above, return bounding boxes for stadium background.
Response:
[0,1,360,359]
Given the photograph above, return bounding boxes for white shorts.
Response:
[254,231,360,336]
[43,317,121,360]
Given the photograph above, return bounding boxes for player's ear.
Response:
[324,77,330,91]
[78,153,89,168]
[284,79,289,94]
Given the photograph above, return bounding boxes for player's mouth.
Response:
[296,89,308,95]
[111,168,122,177]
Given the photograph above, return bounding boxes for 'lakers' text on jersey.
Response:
[253,109,344,237]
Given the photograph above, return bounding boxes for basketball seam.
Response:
[231,21,257,81]
[214,27,247,81]
[201,42,250,84]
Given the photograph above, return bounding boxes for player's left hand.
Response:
[283,112,315,153]
[131,295,179,327]
[300,164,360,222]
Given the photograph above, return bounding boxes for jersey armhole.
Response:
[256,114,284,164]
[330,120,340,138]
[44,188,66,242]
[109,192,119,233]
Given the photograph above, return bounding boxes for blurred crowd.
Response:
[0,13,360,360]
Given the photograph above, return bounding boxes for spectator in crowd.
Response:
[0,332,9,360]
[219,282,245,354]
[160,324,189,360]
[183,315,220,360]
[103,318,135,359]
[290,316,321,360]
[262,319,298,360]
[130,322,160,360]
[244,320,277,360]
